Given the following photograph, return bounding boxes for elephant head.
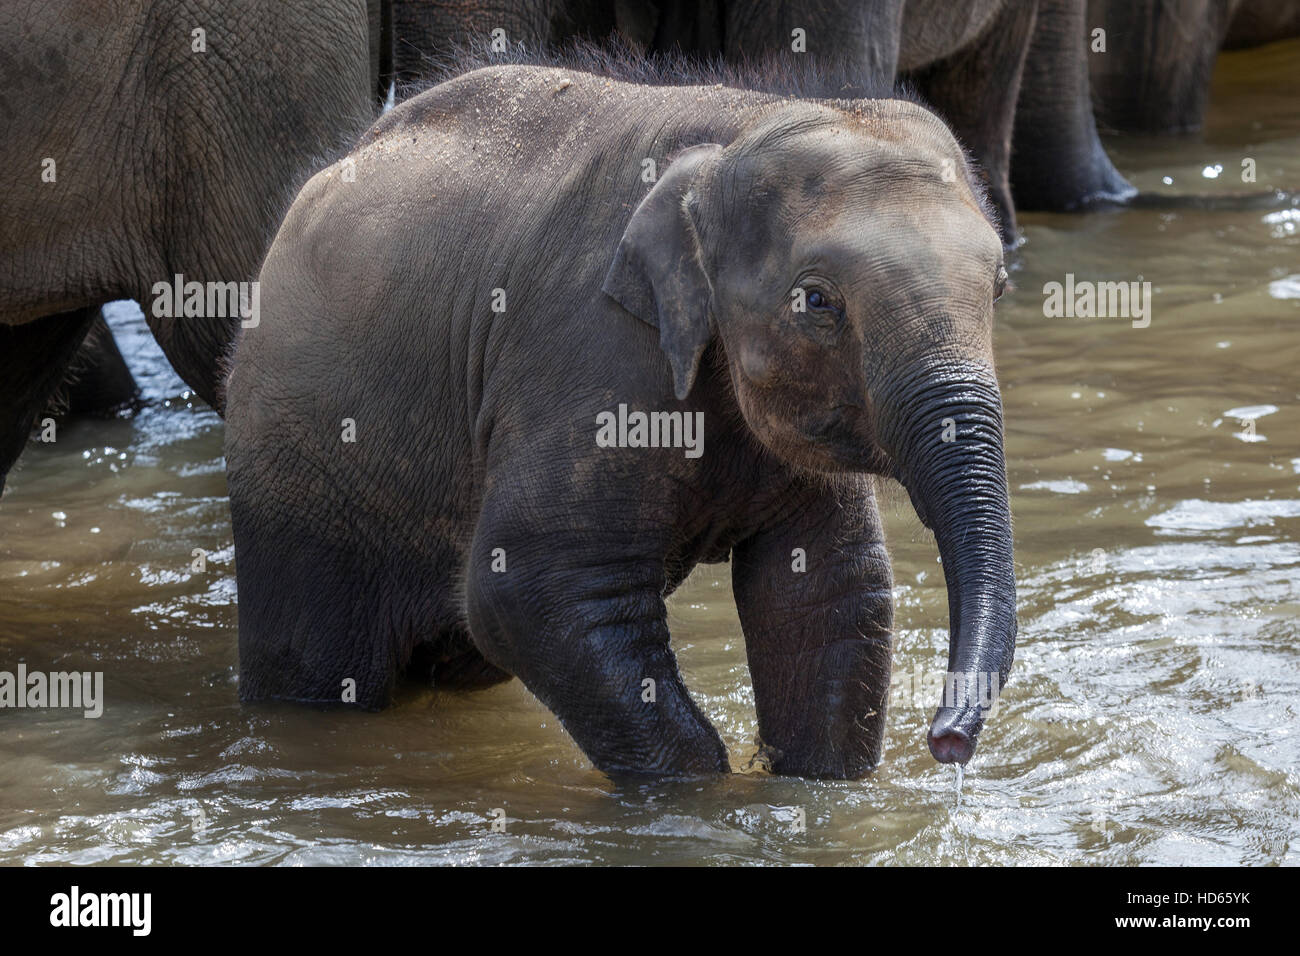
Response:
[604,99,1016,764]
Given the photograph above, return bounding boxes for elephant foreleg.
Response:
[731,474,894,779]
[465,483,730,777]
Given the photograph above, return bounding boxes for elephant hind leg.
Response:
[228,462,401,708]
[62,309,141,417]
[0,306,100,489]
[228,449,479,708]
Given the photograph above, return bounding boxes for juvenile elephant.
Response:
[0,0,391,488]
[225,55,1018,778]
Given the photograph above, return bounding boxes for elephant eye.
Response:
[804,288,841,315]
[792,281,844,330]
[994,266,1009,301]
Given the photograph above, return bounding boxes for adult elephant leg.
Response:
[1088,0,1236,134]
[142,300,239,415]
[906,0,1038,245]
[732,474,894,779]
[465,478,730,778]
[723,0,905,89]
[63,309,140,417]
[1012,0,1135,210]
[0,306,99,488]
[367,0,394,106]
[620,0,723,55]
[406,622,514,692]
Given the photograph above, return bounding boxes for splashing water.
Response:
[955,764,964,811]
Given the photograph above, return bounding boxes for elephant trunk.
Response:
[881,364,1017,764]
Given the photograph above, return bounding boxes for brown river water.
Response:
[2,42,1298,866]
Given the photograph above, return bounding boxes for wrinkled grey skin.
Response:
[719,0,1136,229]
[1089,0,1300,134]
[1008,0,1135,210]
[0,0,387,489]
[389,0,1133,242]
[225,63,1017,778]
[708,0,1041,236]
[391,0,610,81]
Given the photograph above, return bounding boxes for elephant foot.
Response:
[1012,141,1137,212]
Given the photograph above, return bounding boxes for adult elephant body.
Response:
[391,0,1133,242]
[225,60,1019,777]
[0,0,387,488]
[391,0,599,81]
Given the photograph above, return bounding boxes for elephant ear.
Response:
[602,143,723,400]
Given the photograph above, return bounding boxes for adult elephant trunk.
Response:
[879,363,1018,764]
